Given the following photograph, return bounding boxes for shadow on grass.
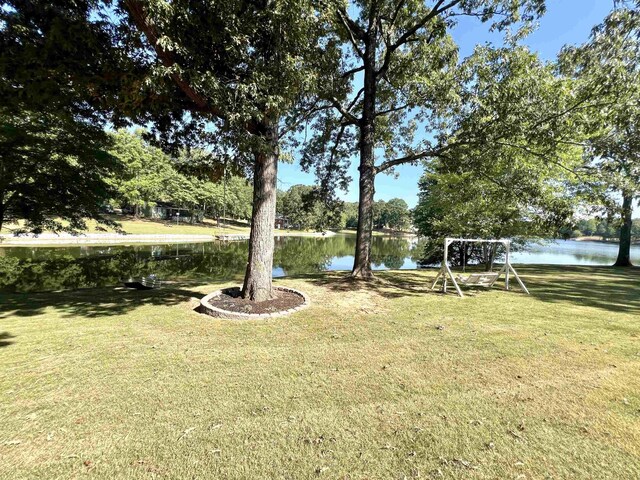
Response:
[521,265,640,314]
[300,269,439,300]
[300,265,640,314]
[0,331,16,348]
[0,283,206,320]
[2,266,638,320]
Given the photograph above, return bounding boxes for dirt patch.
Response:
[207,287,305,315]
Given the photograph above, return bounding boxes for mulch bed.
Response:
[207,287,304,314]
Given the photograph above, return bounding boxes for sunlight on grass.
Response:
[1,216,316,237]
[1,267,639,478]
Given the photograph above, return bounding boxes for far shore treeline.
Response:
[1,1,639,302]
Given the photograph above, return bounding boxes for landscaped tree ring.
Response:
[198,286,310,320]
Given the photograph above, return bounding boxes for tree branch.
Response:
[336,7,365,58]
[341,65,365,78]
[375,139,476,173]
[375,102,412,117]
[493,140,581,178]
[278,101,334,138]
[123,1,227,119]
[330,97,360,125]
[376,147,443,173]
[376,0,460,78]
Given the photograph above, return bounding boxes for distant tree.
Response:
[383,198,411,231]
[580,219,598,236]
[560,6,640,266]
[342,202,360,230]
[372,200,388,229]
[278,184,344,231]
[370,199,410,230]
[109,130,178,217]
[632,219,640,240]
[222,177,253,221]
[414,158,574,269]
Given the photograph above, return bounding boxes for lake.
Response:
[0,236,637,293]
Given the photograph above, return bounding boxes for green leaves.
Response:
[0,107,120,233]
[559,6,640,216]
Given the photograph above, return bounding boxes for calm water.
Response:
[0,236,637,293]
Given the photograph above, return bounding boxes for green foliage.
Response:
[412,45,580,267]
[0,1,126,233]
[0,108,119,233]
[569,217,631,240]
[443,45,583,188]
[302,0,547,193]
[373,198,411,231]
[109,130,254,221]
[277,184,344,231]
[559,7,640,218]
[109,130,179,214]
[104,0,340,160]
[342,202,360,229]
[413,158,567,266]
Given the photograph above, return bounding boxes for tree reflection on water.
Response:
[0,235,419,293]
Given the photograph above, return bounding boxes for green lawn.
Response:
[2,216,315,237]
[1,266,639,479]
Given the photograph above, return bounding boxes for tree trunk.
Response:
[242,121,278,301]
[352,164,375,277]
[614,191,634,267]
[0,190,4,232]
[489,243,497,271]
[351,30,377,279]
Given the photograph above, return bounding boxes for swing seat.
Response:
[455,272,501,288]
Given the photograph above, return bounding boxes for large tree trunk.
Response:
[0,193,4,232]
[242,121,278,301]
[614,191,634,267]
[351,31,377,279]
[352,164,375,277]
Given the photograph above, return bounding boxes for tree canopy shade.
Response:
[2,0,341,300]
[302,0,547,278]
[117,0,342,301]
[413,159,573,267]
[559,5,640,267]
[0,0,127,233]
[0,109,119,233]
[412,42,584,266]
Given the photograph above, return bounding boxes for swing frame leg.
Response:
[430,267,463,297]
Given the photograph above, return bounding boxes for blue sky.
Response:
[278,0,617,207]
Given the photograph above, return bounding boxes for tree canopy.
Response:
[559,6,640,266]
[0,0,126,233]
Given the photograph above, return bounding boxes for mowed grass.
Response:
[2,216,315,237]
[1,266,639,479]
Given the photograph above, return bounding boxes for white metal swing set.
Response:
[430,237,530,298]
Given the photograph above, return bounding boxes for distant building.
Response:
[143,202,198,222]
[274,215,291,229]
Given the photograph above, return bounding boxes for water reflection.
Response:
[0,237,637,293]
[0,235,419,293]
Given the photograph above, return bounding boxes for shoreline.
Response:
[573,236,640,245]
[0,230,338,246]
